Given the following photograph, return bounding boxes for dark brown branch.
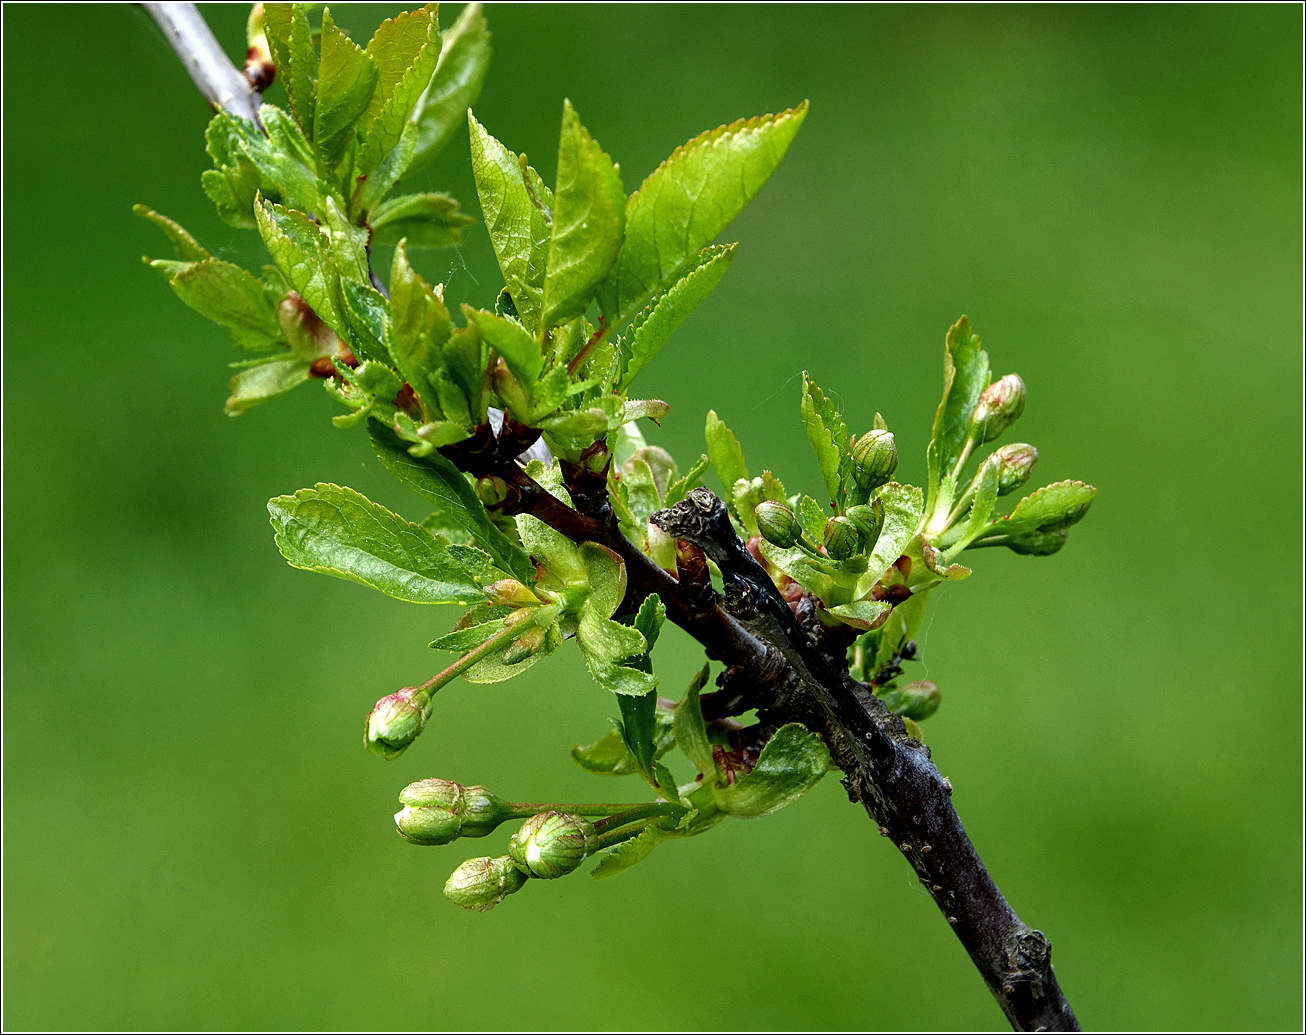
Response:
[141,3,263,125]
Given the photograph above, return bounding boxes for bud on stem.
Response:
[852,429,898,493]
[443,856,528,911]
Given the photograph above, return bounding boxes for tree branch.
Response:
[141,2,263,125]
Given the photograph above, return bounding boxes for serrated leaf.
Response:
[388,242,453,417]
[370,191,474,247]
[758,541,835,601]
[168,258,282,349]
[468,112,550,332]
[263,4,317,136]
[356,122,419,214]
[340,279,390,363]
[926,316,991,524]
[616,690,657,778]
[943,454,1001,558]
[226,357,311,415]
[254,195,342,331]
[599,103,807,324]
[801,373,851,507]
[314,9,379,168]
[664,454,709,508]
[571,726,638,776]
[134,205,210,261]
[369,423,534,583]
[713,723,830,818]
[405,2,490,179]
[857,483,924,595]
[996,480,1097,535]
[578,610,656,696]
[797,495,828,545]
[705,410,748,493]
[826,599,892,631]
[616,244,733,391]
[591,824,673,880]
[672,665,716,779]
[358,4,440,174]
[429,616,509,651]
[268,483,499,603]
[252,106,323,213]
[540,100,625,329]
[462,307,544,385]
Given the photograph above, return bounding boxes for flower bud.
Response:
[474,475,510,508]
[485,579,539,606]
[507,811,598,879]
[1005,528,1069,556]
[501,625,546,665]
[395,779,513,845]
[991,443,1038,496]
[876,680,941,721]
[365,687,429,760]
[823,516,860,561]
[443,855,529,911]
[852,429,898,490]
[968,374,1026,444]
[845,502,884,550]
[755,501,803,548]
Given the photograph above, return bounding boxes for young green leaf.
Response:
[404,1,490,179]
[268,483,500,603]
[388,242,453,417]
[255,196,342,331]
[926,316,991,523]
[263,3,317,136]
[590,824,674,880]
[664,454,709,508]
[616,244,734,391]
[571,725,639,776]
[468,112,550,332]
[226,357,312,415]
[357,4,440,174]
[993,480,1097,535]
[857,483,924,595]
[825,599,892,631]
[462,306,544,385]
[705,410,748,493]
[314,8,379,168]
[540,100,625,330]
[713,723,830,818]
[599,103,807,324]
[370,192,475,247]
[355,123,419,215]
[167,258,283,349]
[134,205,210,262]
[801,373,852,507]
[671,665,716,779]
[369,423,534,583]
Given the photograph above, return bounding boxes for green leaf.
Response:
[705,409,748,493]
[631,592,666,658]
[462,307,544,385]
[664,454,709,508]
[590,824,673,880]
[468,112,550,332]
[994,480,1097,535]
[252,106,323,213]
[263,3,317,136]
[599,103,807,324]
[571,726,639,776]
[672,665,716,779]
[369,423,534,583]
[356,122,419,214]
[268,483,500,603]
[202,115,263,227]
[134,205,210,261]
[387,242,452,418]
[943,454,1002,558]
[826,599,892,632]
[797,494,828,544]
[857,483,924,595]
[404,1,491,180]
[616,244,733,391]
[370,191,474,247]
[540,100,625,330]
[758,542,834,601]
[713,723,830,818]
[800,373,852,507]
[226,357,311,415]
[314,8,379,168]
[254,196,342,331]
[168,258,282,349]
[357,4,440,174]
[578,611,656,696]
[321,195,370,283]
[926,316,991,524]
[616,691,658,778]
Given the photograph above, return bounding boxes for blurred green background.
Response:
[3,3,1301,1030]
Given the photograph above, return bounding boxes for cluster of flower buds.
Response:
[394,779,515,845]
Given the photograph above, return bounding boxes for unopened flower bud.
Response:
[1005,528,1069,555]
[443,855,529,911]
[877,680,941,721]
[756,501,802,548]
[993,443,1038,495]
[474,475,509,507]
[823,516,859,561]
[845,502,884,550]
[507,811,597,879]
[365,687,429,760]
[501,625,546,665]
[486,579,539,606]
[852,429,898,490]
[969,374,1026,444]
[395,779,512,845]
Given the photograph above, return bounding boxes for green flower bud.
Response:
[474,475,509,507]
[365,687,429,760]
[507,811,598,879]
[845,502,884,550]
[443,855,529,912]
[876,680,941,721]
[852,429,898,490]
[395,779,513,845]
[969,374,1026,444]
[485,578,540,606]
[1005,528,1069,555]
[501,625,547,665]
[993,443,1038,496]
[823,515,860,561]
[755,501,803,548]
